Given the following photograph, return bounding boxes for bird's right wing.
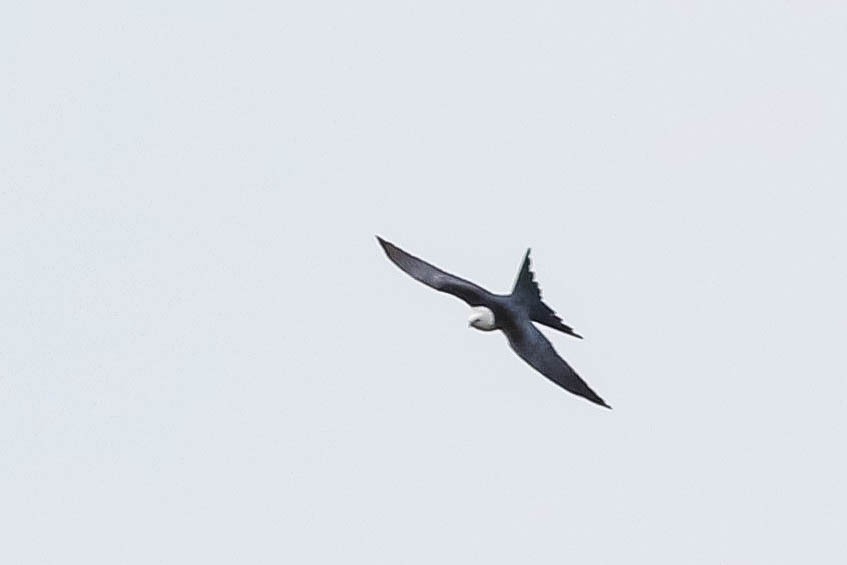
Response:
[377,237,492,306]
[504,320,610,408]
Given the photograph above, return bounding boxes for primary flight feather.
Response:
[377,236,610,408]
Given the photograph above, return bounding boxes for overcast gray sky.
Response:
[2,2,846,563]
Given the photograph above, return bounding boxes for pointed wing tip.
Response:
[375,235,392,252]
[588,396,612,409]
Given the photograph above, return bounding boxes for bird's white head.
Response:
[468,306,496,331]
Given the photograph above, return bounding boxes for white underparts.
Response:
[468,306,496,331]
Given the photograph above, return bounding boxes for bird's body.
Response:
[377,236,610,408]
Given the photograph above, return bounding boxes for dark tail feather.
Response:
[532,302,583,339]
[512,249,583,339]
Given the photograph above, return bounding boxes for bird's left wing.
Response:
[377,236,492,306]
[504,320,610,408]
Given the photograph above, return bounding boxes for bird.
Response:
[376,236,610,408]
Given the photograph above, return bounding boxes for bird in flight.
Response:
[377,236,610,408]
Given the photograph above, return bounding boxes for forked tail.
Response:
[511,249,583,339]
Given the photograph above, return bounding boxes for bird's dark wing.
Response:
[504,320,610,408]
[377,236,492,306]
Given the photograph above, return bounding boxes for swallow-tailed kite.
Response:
[377,237,610,408]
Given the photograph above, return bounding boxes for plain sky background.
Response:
[2,2,846,563]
